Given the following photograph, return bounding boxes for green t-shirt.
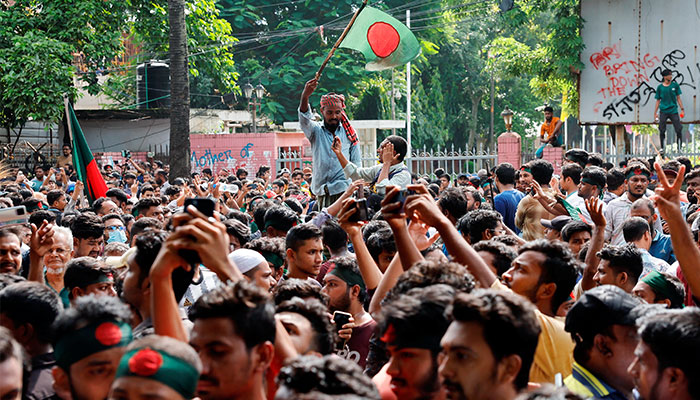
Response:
[47,281,71,308]
[655,81,682,114]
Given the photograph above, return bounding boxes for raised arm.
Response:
[28,221,55,284]
[369,253,403,316]
[299,78,317,113]
[149,235,191,342]
[375,143,398,186]
[404,184,498,288]
[381,186,424,271]
[127,158,145,175]
[152,210,243,341]
[581,197,606,292]
[337,198,382,290]
[652,162,700,297]
[325,180,363,217]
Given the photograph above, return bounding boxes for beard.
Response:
[324,119,340,132]
[417,355,441,398]
[330,290,352,313]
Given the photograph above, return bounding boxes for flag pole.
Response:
[63,95,74,143]
[315,0,369,80]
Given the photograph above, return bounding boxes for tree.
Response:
[412,68,449,149]
[126,0,239,109]
[219,0,450,125]
[168,0,191,179]
[0,0,128,150]
[490,0,583,117]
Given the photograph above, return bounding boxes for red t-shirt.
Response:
[337,319,377,369]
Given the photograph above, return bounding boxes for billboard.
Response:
[579,0,700,124]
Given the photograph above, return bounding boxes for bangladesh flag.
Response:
[67,103,108,204]
[339,6,421,71]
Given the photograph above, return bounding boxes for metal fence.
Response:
[276,143,498,179]
[0,142,63,171]
[601,151,700,166]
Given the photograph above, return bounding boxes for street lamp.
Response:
[501,107,514,132]
[255,84,265,99]
[243,82,265,133]
[242,82,253,99]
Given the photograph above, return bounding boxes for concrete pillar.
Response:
[543,146,565,176]
[357,127,377,167]
[497,131,521,169]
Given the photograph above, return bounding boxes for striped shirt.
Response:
[564,362,628,400]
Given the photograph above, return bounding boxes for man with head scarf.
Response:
[299,78,361,209]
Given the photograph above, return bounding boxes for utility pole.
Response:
[168,0,191,180]
[489,69,494,153]
[406,9,412,160]
[391,69,396,136]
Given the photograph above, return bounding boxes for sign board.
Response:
[579,0,700,124]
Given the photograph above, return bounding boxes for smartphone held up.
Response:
[348,184,369,222]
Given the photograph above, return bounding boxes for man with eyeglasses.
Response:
[462,209,507,245]
[102,214,129,245]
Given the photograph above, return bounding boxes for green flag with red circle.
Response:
[339,6,421,71]
[67,103,108,204]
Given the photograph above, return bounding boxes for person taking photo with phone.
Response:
[299,78,361,210]
[321,256,376,370]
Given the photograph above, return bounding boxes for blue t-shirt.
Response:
[649,231,676,264]
[494,189,525,234]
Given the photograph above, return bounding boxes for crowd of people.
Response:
[0,87,699,400]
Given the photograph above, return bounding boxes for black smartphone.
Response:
[333,311,352,329]
[395,189,416,211]
[179,198,216,265]
[184,197,215,217]
[248,183,258,190]
[348,185,369,222]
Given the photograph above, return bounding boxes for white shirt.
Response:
[342,162,411,195]
[605,193,663,245]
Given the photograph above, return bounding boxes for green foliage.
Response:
[412,69,448,149]
[0,32,74,128]
[126,0,239,108]
[493,0,584,117]
[217,0,451,125]
[0,0,128,130]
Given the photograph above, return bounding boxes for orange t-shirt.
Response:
[540,117,560,142]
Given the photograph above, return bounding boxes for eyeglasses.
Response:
[107,226,126,231]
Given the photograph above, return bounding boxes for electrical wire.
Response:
[411,11,497,31]
[85,0,498,111]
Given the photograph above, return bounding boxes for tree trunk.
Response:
[468,94,481,152]
[168,0,191,181]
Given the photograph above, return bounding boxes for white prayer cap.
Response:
[228,249,266,274]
